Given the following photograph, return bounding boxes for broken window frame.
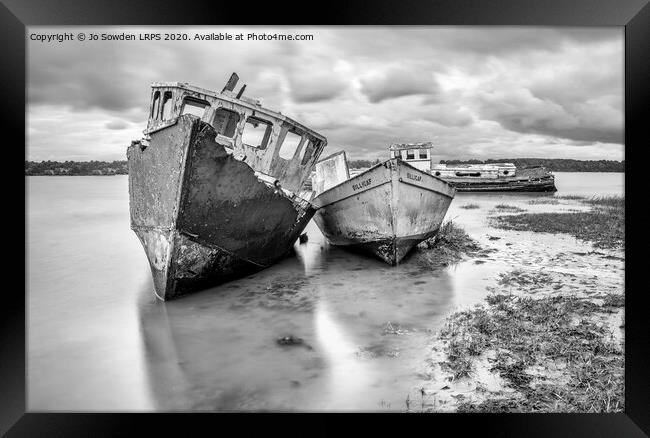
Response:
[211,107,241,138]
[300,138,317,165]
[180,96,209,119]
[242,116,273,150]
[151,91,160,119]
[161,91,174,120]
[278,129,304,160]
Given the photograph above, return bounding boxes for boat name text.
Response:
[352,179,372,191]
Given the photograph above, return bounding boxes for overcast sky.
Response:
[27,26,623,162]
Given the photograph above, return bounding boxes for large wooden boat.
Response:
[127,73,327,300]
[311,151,455,265]
[389,142,557,192]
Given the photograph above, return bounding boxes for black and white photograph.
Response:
[24,25,627,414]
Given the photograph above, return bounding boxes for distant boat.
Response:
[311,150,455,265]
[127,73,327,300]
[387,142,557,192]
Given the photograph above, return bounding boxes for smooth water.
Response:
[26,172,624,411]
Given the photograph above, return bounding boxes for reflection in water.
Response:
[28,173,624,411]
[313,299,375,409]
[137,221,457,411]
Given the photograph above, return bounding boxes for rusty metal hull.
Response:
[127,115,315,300]
[312,159,455,265]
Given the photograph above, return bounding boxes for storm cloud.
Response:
[359,66,440,103]
[27,26,623,162]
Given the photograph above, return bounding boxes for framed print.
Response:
[3,0,648,435]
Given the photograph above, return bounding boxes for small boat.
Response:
[311,149,456,265]
[127,73,327,300]
[389,142,557,192]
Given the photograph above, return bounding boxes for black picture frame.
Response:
[4,0,648,435]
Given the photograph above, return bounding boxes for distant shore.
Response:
[25,160,128,176]
[25,158,624,176]
[347,158,624,173]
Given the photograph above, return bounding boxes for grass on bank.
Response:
[416,221,487,267]
[528,198,560,205]
[437,285,624,412]
[494,204,527,213]
[492,195,624,249]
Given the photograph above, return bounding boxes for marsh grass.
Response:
[492,195,624,249]
[558,194,624,208]
[494,204,526,213]
[528,198,560,205]
[584,195,625,209]
[438,281,624,412]
[417,221,487,267]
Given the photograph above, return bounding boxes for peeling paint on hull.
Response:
[128,115,315,300]
[313,159,455,265]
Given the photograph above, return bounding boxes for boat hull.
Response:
[313,159,455,265]
[127,115,315,300]
[438,167,557,192]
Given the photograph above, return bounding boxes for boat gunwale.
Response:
[316,158,454,197]
[314,179,392,209]
[313,158,455,209]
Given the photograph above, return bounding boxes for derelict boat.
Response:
[388,142,556,192]
[311,150,456,265]
[127,73,327,300]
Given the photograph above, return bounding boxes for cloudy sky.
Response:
[27,26,623,162]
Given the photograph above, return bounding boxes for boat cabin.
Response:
[430,162,516,179]
[389,142,433,172]
[144,74,327,193]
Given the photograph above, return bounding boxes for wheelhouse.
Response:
[144,76,327,193]
[388,142,433,172]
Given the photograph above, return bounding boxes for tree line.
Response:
[347,158,624,172]
[25,160,128,176]
[25,157,624,175]
[438,158,624,172]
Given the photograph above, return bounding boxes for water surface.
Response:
[27,172,624,411]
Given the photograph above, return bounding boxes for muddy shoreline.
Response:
[415,195,624,413]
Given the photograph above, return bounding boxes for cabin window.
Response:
[300,139,315,165]
[151,91,160,119]
[419,149,429,159]
[503,170,509,175]
[406,149,415,160]
[161,92,173,120]
[181,97,208,118]
[212,108,240,138]
[435,171,441,176]
[392,150,400,159]
[455,171,481,177]
[242,117,272,149]
[278,131,302,160]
